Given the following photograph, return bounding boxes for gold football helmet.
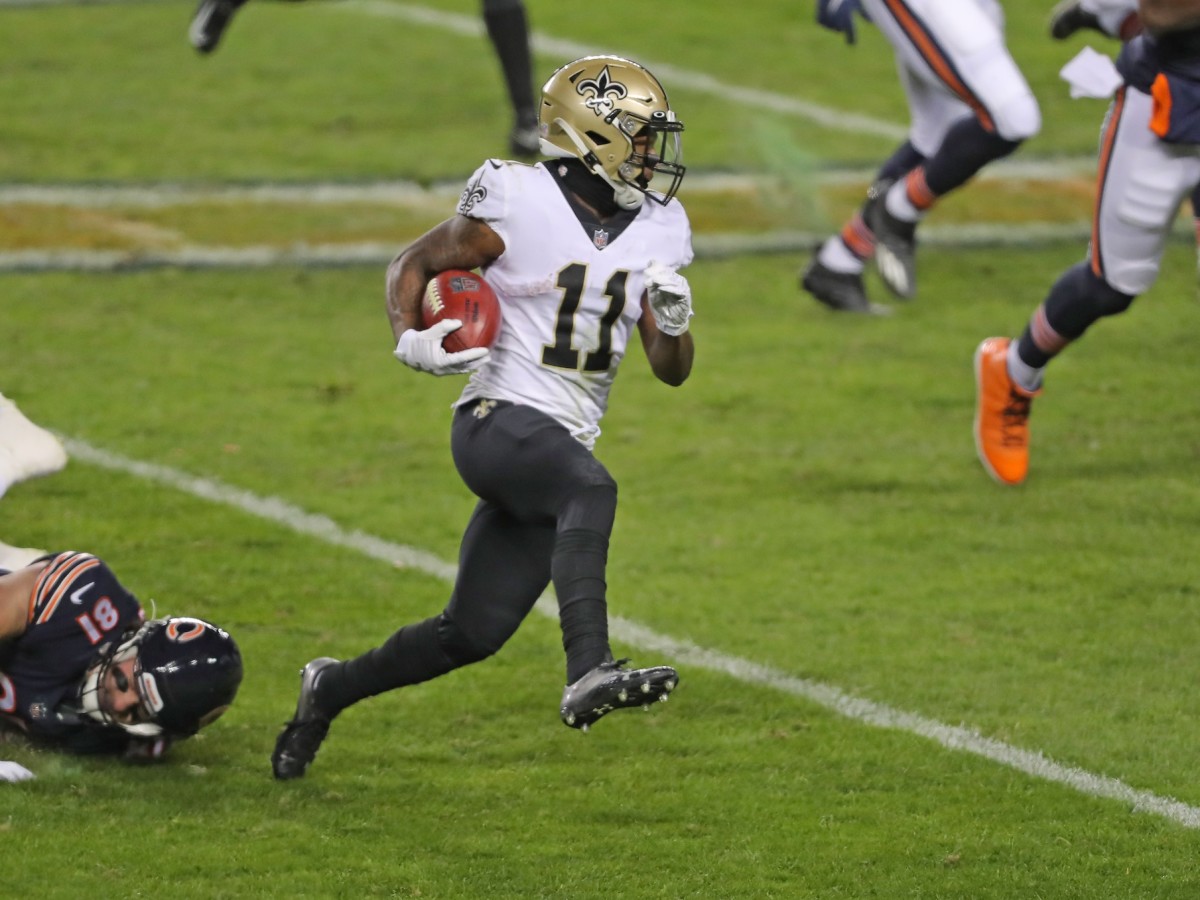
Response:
[539,55,685,209]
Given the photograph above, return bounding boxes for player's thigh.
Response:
[1093,89,1200,294]
[452,401,614,525]
[864,0,1001,74]
[866,0,1035,139]
[898,61,972,156]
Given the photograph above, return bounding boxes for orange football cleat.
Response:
[974,337,1039,485]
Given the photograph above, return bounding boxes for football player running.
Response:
[0,550,243,773]
[272,55,693,780]
[975,0,1200,485]
[1051,0,1200,275]
[803,0,1041,313]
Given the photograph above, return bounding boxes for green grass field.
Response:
[4,1,1200,897]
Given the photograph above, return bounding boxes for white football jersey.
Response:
[454,160,693,448]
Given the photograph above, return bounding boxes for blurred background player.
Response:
[1051,0,1200,273]
[1050,0,1143,39]
[1,549,243,766]
[188,0,541,157]
[975,0,1200,485]
[271,54,693,780]
[0,392,67,507]
[802,0,1041,314]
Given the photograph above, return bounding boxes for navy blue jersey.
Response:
[1119,26,1200,90]
[0,552,144,745]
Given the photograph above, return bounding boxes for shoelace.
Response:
[1000,392,1032,447]
[570,658,632,690]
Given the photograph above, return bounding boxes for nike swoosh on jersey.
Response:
[70,581,95,605]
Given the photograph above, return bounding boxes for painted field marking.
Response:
[0,0,1080,147]
[340,1,907,140]
[0,222,1116,273]
[60,435,1200,830]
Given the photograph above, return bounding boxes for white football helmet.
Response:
[539,55,686,210]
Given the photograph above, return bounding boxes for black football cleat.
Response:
[800,259,892,316]
[560,659,678,731]
[864,186,918,300]
[509,124,541,158]
[189,0,248,54]
[1048,0,1104,40]
[272,657,338,780]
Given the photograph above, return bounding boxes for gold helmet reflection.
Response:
[539,55,686,210]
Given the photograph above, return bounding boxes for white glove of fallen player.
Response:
[0,760,35,783]
[644,262,693,337]
[393,320,490,376]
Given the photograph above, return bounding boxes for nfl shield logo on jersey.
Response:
[592,228,609,249]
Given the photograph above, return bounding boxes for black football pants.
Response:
[449,399,617,682]
[317,399,618,714]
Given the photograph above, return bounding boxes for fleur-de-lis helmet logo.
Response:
[575,66,628,118]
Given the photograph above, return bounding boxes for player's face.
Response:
[101,657,151,727]
[631,132,657,186]
[634,133,656,174]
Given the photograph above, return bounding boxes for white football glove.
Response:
[644,262,694,337]
[393,320,490,376]
[0,760,35,783]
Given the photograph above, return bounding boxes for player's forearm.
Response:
[386,216,504,342]
[384,252,427,342]
[644,332,694,386]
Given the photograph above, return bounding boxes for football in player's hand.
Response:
[421,270,502,353]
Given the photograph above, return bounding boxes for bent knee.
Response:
[437,613,499,666]
[991,93,1041,143]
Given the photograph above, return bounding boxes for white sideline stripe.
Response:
[0,243,403,273]
[59,435,1200,830]
[0,1,1104,170]
[1,0,905,139]
[341,1,910,141]
[15,217,1197,273]
[0,182,460,209]
[0,225,1105,273]
[0,159,1099,209]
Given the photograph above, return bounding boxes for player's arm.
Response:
[385,215,506,377]
[0,565,42,640]
[1139,0,1200,34]
[638,262,694,386]
[637,297,694,386]
[385,215,505,342]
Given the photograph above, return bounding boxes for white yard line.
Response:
[105,0,881,142]
[0,159,1099,209]
[0,169,1127,271]
[0,223,1117,273]
[59,435,1200,830]
[0,181,461,209]
[2,0,1089,157]
[340,1,911,140]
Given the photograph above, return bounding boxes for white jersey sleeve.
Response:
[453,160,693,448]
